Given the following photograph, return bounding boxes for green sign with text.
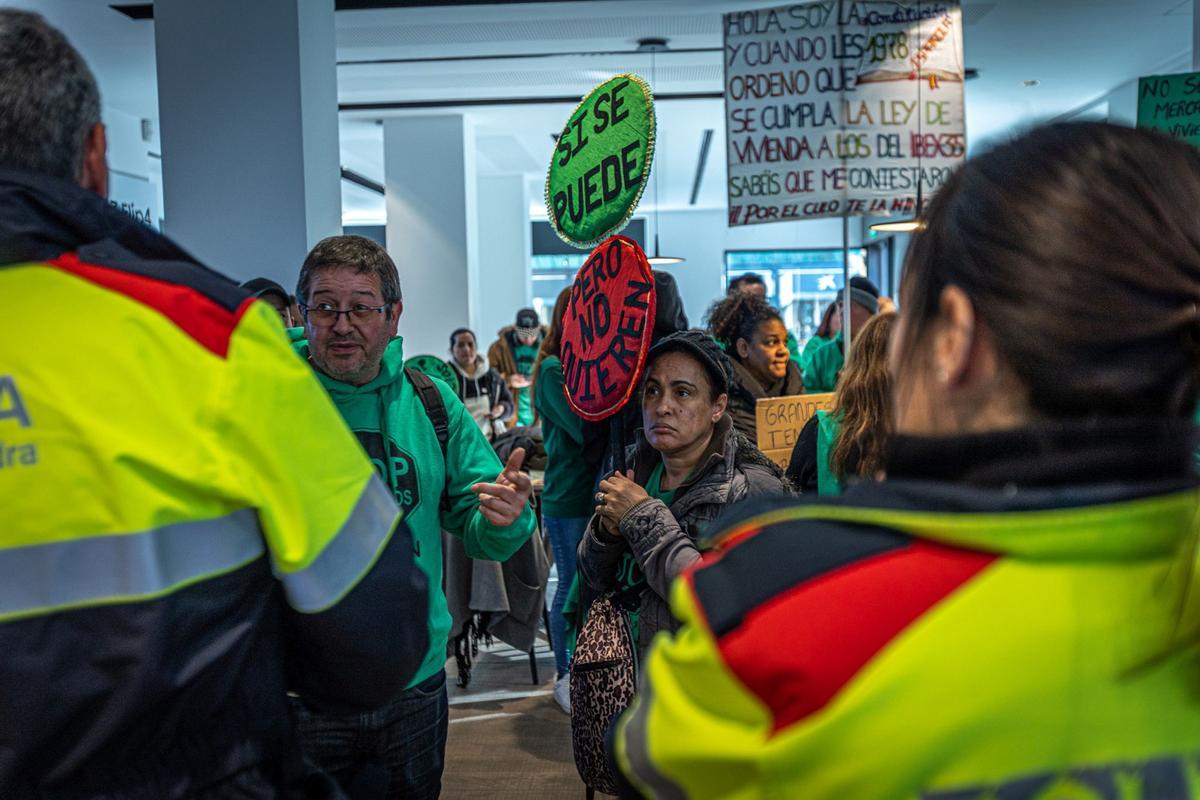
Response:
[545,74,656,249]
[1138,72,1200,147]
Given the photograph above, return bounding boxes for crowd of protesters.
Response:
[7,8,1200,800]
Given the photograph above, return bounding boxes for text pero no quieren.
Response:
[562,240,652,404]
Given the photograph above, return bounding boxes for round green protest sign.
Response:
[406,355,459,394]
[545,73,655,249]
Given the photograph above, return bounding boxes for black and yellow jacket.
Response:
[0,169,429,798]
[614,420,1200,799]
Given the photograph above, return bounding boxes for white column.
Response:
[154,0,341,288]
[384,115,479,358]
[476,175,531,345]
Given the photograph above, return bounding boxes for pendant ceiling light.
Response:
[869,217,925,233]
[640,38,686,266]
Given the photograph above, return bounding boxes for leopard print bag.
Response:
[569,592,638,795]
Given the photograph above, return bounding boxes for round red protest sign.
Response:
[560,235,656,422]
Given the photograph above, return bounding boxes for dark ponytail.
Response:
[898,122,1200,418]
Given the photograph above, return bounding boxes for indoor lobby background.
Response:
[20,0,1188,359]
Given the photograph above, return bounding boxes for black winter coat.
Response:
[727,359,806,442]
[577,415,791,657]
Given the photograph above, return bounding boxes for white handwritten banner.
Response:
[724,1,965,225]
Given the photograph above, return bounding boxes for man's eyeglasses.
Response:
[299,302,390,325]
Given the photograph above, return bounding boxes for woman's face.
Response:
[451,332,476,367]
[642,352,726,456]
[737,319,790,382]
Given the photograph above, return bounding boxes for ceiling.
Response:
[19,0,1195,223]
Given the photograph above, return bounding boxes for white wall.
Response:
[156,0,342,286]
[477,176,531,345]
[102,106,160,230]
[385,115,479,358]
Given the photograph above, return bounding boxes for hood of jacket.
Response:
[288,329,411,495]
[450,353,490,380]
[729,357,804,401]
[721,417,1200,564]
[0,167,201,267]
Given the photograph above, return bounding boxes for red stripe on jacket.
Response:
[48,252,252,358]
[707,540,996,734]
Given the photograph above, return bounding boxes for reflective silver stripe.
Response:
[280,473,400,613]
[0,508,264,620]
[622,679,687,800]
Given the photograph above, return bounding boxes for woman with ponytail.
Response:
[614,123,1200,797]
[787,311,895,494]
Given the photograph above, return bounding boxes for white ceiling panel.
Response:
[32,0,1199,222]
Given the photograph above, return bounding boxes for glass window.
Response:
[530,254,585,324]
[725,249,867,347]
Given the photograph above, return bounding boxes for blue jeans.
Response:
[543,514,588,677]
[291,670,448,800]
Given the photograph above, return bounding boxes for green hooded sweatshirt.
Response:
[803,329,844,393]
[291,331,536,687]
[797,333,830,382]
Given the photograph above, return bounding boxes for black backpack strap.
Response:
[404,367,451,512]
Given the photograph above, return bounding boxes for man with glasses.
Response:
[0,11,429,798]
[290,234,537,798]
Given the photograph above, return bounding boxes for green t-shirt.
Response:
[615,461,676,645]
[514,342,538,426]
[798,333,830,384]
[533,356,594,517]
[645,461,676,506]
[804,330,844,393]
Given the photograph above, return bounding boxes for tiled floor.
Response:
[442,636,599,799]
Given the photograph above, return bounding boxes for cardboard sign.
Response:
[1137,72,1200,147]
[723,1,966,224]
[545,74,656,248]
[561,235,656,421]
[405,355,460,394]
[755,392,835,468]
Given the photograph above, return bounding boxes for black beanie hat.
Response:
[646,329,733,396]
[846,276,880,315]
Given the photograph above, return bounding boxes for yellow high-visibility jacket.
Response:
[0,169,428,798]
[615,428,1200,799]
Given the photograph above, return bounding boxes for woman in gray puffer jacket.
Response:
[578,330,791,658]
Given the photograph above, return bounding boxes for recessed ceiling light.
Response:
[1023,79,1040,88]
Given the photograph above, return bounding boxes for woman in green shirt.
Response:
[798,299,841,379]
[787,311,896,495]
[533,287,594,713]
